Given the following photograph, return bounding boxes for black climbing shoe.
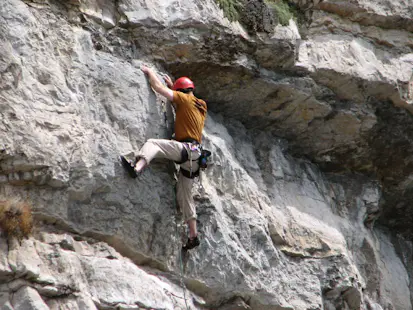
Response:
[182,236,200,251]
[120,155,138,178]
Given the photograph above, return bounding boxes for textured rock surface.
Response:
[1,232,202,309]
[1,0,413,309]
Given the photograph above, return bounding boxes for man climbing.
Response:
[120,65,207,250]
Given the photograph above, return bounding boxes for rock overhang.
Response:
[172,67,413,238]
[147,12,413,239]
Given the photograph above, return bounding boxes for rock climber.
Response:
[121,65,207,251]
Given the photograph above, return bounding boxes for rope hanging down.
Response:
[396,70,413,105]
[173,182,190,310]
[159,74,204,309]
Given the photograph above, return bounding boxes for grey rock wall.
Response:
[1,0,413,309]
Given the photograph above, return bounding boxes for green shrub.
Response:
[215,0,299,27]
[267,0,296,26]
[215,0,243,21]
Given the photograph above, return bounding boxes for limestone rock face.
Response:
[1,0,413,309]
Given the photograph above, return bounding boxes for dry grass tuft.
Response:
[0,199,33,240]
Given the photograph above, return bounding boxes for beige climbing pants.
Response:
[136,139,200,222]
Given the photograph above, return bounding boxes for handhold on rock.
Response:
[120,155,138,178]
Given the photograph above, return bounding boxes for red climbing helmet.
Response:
[172,77,195,90]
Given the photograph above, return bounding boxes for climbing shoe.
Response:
[182,236,200,251]
[120,155,138,178]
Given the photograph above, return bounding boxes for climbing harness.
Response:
[176,139,212,179]
[181,142,202,179]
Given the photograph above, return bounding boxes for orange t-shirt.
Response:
[173,91,207,143]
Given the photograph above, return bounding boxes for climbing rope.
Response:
[159,74,190,309]
[175,217,190,310]
[396,71,413,104]
[172,181,190,310]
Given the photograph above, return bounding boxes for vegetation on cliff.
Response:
[0,198,33,240]
[215,0,298,26]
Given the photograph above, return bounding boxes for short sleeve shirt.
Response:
[172,91,207,143]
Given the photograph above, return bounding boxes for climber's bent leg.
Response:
[121,139,185,177]
[137,139,184,165]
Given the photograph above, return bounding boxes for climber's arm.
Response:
[162,73,177,110]
[141,65,174,102]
